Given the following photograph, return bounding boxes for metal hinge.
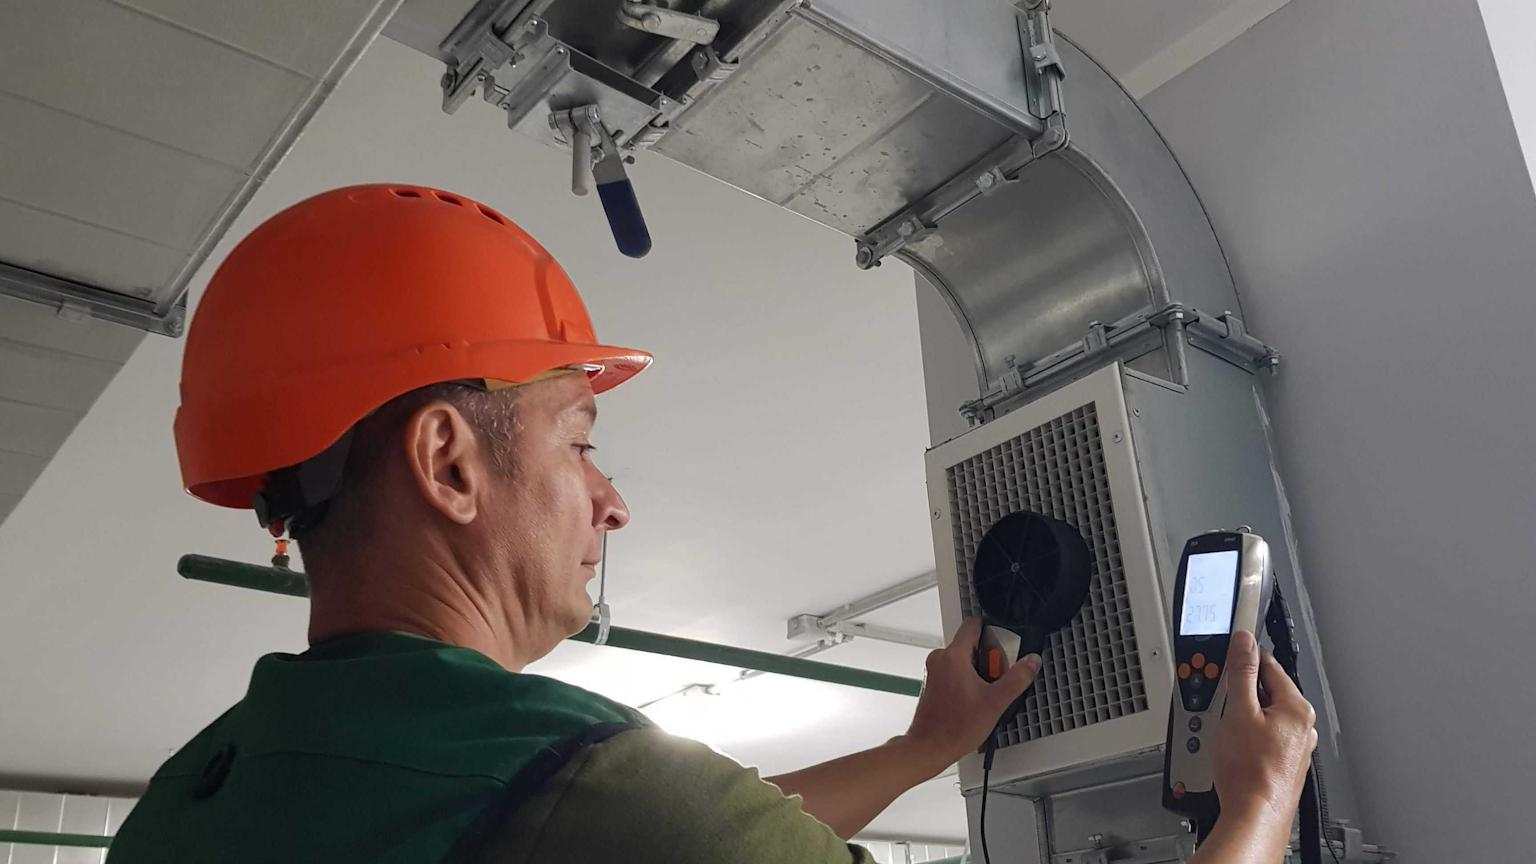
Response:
[616,1,719,44]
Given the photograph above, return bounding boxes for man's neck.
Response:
[307,559,530,672]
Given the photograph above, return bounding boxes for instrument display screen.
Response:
[1180,550,1239,636]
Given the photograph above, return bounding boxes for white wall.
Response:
[0,788,133,864]
[1478,0,1536,190]
[1129,1,1535,860]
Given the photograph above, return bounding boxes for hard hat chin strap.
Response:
[253,428,356,538]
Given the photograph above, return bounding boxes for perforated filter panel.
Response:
[947,403,1148,746]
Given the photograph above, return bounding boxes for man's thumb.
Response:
[997,652,1041,700]
[1226,630,1262,714]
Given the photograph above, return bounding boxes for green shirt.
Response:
[109,631,872,863]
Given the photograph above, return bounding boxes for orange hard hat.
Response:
[174,183,651,510]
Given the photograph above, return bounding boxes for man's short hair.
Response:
[296,381,519,579]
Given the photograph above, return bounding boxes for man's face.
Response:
[483,372,628,650]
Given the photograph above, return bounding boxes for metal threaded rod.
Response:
[177,555,923,698]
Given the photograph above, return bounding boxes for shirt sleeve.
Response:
[481,727,877,864]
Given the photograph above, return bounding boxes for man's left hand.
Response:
[898,617,1041,776]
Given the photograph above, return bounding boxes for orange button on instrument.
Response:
[1173,782,1186,799]
[1177,663,1192,680]
[987,648,1003,681]
[1205,662,1221,680]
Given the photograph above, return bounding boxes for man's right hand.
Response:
[1213,628,1319,822]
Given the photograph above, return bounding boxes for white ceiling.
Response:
[0,0,1293,844]
[0,0,396,304]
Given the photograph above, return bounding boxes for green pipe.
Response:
[0,828,112,848]
[178,555,923,698]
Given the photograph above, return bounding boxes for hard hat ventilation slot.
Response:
[390,189,422,198]
[476,204,507,225]
[434,192,464,206]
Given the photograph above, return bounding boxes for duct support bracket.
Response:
[1184,309,1283,377]
[960,304,1280,425]
[0,260,185,337]
[438,2,677,147]
[853,0,1066,270]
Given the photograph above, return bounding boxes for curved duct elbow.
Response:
[637,0,1241,412]
[899,35,1239,400]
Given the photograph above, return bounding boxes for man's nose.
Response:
[592,469,630,531]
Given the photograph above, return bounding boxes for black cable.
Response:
[1265,583,1327,864]
[979,740,997,864]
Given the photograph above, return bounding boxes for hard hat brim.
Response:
[176,339,652,509]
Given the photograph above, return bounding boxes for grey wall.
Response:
[1137,2,1536,859]
[918,1,1536,859]
[1137,1,1534,859]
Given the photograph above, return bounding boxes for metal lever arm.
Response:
[550,105,652,258]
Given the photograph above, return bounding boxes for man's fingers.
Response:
[1256,648,1305,711]
[992,652,1042,703]
[950,617,984,654]
[1225,630,1263,716]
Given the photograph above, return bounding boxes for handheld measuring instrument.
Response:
[1162,528,1273,820]
[970,511,1093,864]
[971,511,1092,683]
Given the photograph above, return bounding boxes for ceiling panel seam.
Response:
[0,442,77,460]
[0,396,89,418]
[0,337,124,371]
[106,0,322,81]
[0,191,194,254]
[0,85,273,176]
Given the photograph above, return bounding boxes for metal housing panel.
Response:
[928,364,1173,793]
[1121,353,1363,826]
[652,13,1015,235]
[805,0,1042,133]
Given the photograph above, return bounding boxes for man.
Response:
[110,185,1317,862]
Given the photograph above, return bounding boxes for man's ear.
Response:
[402,402,483,526]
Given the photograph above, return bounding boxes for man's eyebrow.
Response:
[575,400,598,423]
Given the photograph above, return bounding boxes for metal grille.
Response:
[947,403,1147,746]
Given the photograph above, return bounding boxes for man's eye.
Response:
[575,443,598,457]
